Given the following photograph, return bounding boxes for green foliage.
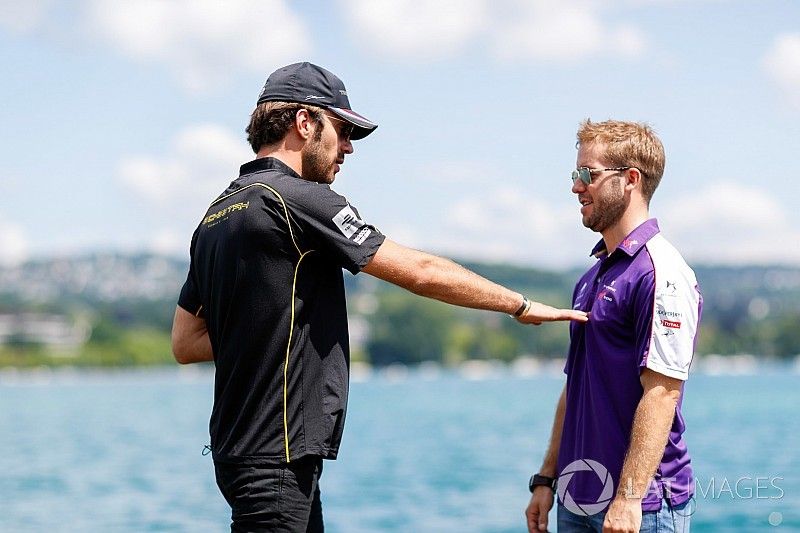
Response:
[2,258,799,367]
[0,328,173,368]
[366,292,456,366]
[363,284,573,367]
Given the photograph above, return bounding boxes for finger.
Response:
[526,304,588,323]
[536,501,549,531]
[557,309,588,322]
[526,508,538,533]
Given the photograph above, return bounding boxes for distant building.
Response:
[0,313,90,354]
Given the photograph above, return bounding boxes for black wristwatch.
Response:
[529,474,557,493]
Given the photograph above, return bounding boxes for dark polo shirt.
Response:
[178,157,385,464]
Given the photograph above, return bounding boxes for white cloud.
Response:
[150,229,187,257]
[397,181,800,268]
[340,0,646,63]
[763,33,800,109]
[339,0,487,60]
[662,183,800,264]
[0,0,54,34]
[491,0,646,62]
[119,123,252,210]
[0,216,29,266]
[85,0,311,92]
[419,187,594,267]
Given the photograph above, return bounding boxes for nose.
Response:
[341,137,353,155]
[571,177,586,194]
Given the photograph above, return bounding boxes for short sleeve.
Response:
[177,231,205,317]
[637,247,701,381]
[288,185,385,274]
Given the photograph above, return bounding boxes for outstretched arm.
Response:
[171,305,213,364]
[362,239,587,324]
[602,369,683,533]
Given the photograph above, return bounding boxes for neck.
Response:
[256,146,303,176]
[601,204,649,254]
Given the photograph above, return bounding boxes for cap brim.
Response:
[328,107,377,140]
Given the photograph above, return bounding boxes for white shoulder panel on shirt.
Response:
[646,234,701,381]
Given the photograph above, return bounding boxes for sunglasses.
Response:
[324,113,354,141]
[571,166,631,185]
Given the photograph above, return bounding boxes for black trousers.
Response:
[214,455,324,532]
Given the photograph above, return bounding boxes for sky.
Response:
[1,0,799,270]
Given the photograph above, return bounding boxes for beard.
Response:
[583,177,628,233]
[301,125,336,184]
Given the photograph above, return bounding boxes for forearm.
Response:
[363,240,587,325]
[175,333,213,364]
[616,387,678,500]
[539,386,567,476]
[406,254,522,314]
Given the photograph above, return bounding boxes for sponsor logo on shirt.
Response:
[203,201,250,226]
[661,319,682,329]
[597,290,613,302]
[332,205,368,241]
[622,238,639,249]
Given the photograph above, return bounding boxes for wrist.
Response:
[529,473,557,493]
[512,295,531,319]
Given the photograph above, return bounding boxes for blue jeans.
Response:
[557,498,693,533]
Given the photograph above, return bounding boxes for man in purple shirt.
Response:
[525,120,702,533]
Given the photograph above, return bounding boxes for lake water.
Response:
[1,365,797,532]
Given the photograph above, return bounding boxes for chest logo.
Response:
[596,290,613,302]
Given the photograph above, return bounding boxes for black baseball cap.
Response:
[256,62,377,140]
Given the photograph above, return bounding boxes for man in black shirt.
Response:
[172,62,586,532]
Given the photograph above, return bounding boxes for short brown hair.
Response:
[577,119,665,203]
[246,102,324,153]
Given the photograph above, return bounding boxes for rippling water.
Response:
[1,366,797,532]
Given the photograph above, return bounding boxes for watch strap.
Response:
[529,473,557,493]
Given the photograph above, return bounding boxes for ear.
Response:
[624,168,642,191]
[294,108,316,141]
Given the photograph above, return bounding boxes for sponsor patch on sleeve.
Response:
[353,227,372,244]
[332,205,368,242]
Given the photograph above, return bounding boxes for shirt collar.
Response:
[240,156,302,180]
[590,218,661,258]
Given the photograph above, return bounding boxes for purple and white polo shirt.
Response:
[557,218,702,513]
